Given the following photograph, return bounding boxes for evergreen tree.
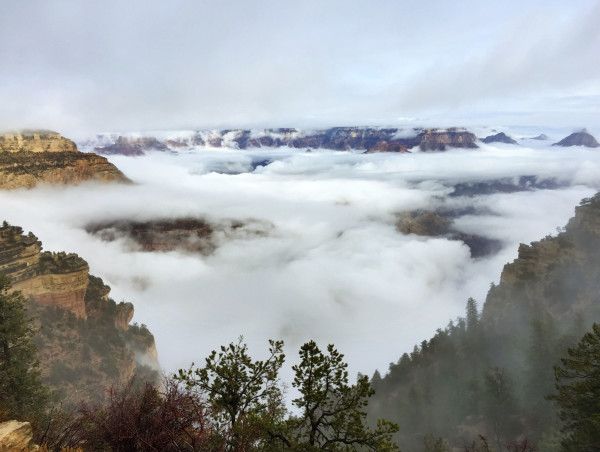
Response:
[287,340,399,451]
[466,297,479,333]
[0,274,51,422]
[177,337,286,451]
[550,323,600,451]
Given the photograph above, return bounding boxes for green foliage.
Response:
[177,337,286,450]
[550,323,600,451]
[177,338,399,451]
[0,274,51,422]
[287,340,399,451]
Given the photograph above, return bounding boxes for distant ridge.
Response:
[91,127,479,155]
[481,132,518,144]
[553,130,599,148]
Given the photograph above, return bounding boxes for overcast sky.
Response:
[1,0,599,136]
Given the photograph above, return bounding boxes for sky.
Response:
[0,0,599,137]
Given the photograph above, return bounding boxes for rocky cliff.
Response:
[0,130,77,153]
[91,127,479,154]
[484,192,600,326]
[0,222,159,404]
[0,224,89,318]
[0,130,130,189]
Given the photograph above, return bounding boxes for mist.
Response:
[2,137,599,380]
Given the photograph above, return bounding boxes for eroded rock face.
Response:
[0,421,36,452]
[0,130,130,189]
[0,130,77,153]
[552,131,600,148]
[0,222,161,403]
[91,127,479,154]
[0,224,89,318]
[86,217,273,255]
[414,129,478,151]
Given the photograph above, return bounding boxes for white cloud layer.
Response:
[1,138,599,380]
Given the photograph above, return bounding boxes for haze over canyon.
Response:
[2,125,600,383]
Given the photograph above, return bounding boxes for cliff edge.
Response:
[0,130,130,189]
[0,222,160,403]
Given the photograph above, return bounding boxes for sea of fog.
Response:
[2,137,600,383]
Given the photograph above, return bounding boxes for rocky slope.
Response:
[0,222,159,404]
[0,130,130,189]
[91,127,479,154]
[484,192,600,326]
[552,130,600,148]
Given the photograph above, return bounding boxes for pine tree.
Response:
[0,274,51,422]
[550,323,600,451]
[288,340,399,451]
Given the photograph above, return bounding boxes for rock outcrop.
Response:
[413,128,478,151]
[0,222,160,403]
[86,217,273,255]
[481,132,518,145]
[396,210,502,257]
[0,224,89,318]
[91,127,479,155]
[552,130,600,148]
[0,421,36,452]
[0,130,130,189]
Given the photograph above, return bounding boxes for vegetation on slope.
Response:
[369,193,600,450]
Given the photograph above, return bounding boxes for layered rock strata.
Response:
[0,224,88,318]
[0,130,129,189]
[0,222,160,403]
[92,127,479,154]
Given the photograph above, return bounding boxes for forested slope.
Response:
[369,193,600,451]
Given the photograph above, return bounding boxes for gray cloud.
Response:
[0,1,598,136]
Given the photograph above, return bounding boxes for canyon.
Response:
[89,127,600,156]
[91,127,480,155]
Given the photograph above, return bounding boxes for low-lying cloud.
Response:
[1,138,599,381]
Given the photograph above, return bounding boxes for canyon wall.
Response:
[0,222,160,403]
[0,224,89,318]
[0,130,129,189]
